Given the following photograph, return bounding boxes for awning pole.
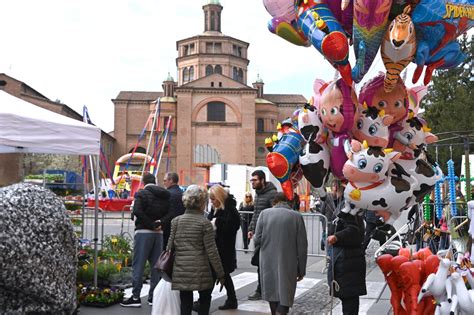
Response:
[93,155,100,287]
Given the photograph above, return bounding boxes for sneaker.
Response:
[247,291,261,300]
[148,297,153,306]
[120,296,141,307]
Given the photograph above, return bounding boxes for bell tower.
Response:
[203,0,223,33]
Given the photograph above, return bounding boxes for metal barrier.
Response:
[236,211,328,257]
[69,208,329,257]
[68,207,135,246]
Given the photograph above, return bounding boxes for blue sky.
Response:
[1,0,425,132]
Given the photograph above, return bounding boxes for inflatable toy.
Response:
[352,0,393,83]
[381,6,417,92]
[342,140,414,223]
[266,120,305,200]
[297,104,330,189]
[411,0,474,85]
[318,78,358,179]
[352,103,393,148]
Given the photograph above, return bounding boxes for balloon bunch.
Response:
[263,0,473,87]
[265,73,443,223]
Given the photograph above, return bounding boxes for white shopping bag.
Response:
[151,280,180,315]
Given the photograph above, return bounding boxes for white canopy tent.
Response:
[0,90,100,155]
[0,90,102,286]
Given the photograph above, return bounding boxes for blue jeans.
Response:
[132,232,163,298]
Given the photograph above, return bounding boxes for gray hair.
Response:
[182,185,208,210]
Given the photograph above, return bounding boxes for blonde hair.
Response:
[209,184,228,210]
[243,192,254,206]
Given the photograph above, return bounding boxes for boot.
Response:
[218,299,238,310]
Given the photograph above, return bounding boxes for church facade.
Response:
[112,1,306,185]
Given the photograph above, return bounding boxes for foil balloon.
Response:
[297,104,330,189]
[295,0,352,85]
[263,0,297,22]
[318,79,358,179]
[390,113,443,203]
[352,0,393,83]
[411,0,473,86]
[265,120,305,200]
[381,6,417,92]
[326,0,354,37]
[342,140,414,223]
[265,0,309,46]
[359,73,409,148]
[352,104,393,148]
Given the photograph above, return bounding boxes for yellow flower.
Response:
[82,265,88,270]
[117,263,122,272]
[111,238,118,244]
[103,288,111,294]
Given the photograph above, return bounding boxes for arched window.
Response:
[189,66,195,81]
[207,102,226,122]
[183,67,189,83]
[257,118,264,132]
[238,68,244,83]
[232,67,238,81]
[214,65,222,74]
[205,65,214,76]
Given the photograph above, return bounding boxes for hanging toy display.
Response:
[434,178,443,220]
[446,159,458,216]
[423,194,432,221]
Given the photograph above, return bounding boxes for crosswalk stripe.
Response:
[330,281,386,315]
[194,272,258,301]
[119,274,388,314]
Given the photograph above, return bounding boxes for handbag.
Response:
[155,249,175,280]
[154,219,179,280]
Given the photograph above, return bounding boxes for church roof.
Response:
[114,91,163,102]
[263,94,307,104]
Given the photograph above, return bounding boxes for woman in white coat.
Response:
[254,193,308,315]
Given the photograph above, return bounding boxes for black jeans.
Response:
[241,219,249,249]
[224,272,236,301]
[180,288,212,315]
[341,296,359,315]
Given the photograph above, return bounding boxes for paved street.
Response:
[77,210,396,315]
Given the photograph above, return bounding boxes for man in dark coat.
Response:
[254,193,307,315]
[248,170,278,300]
[121,173,171,308]
[162,172,185,250]
[327,210,367,315]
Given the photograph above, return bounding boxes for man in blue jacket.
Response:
[121,173,171,308]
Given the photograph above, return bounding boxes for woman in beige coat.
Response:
[167,185,225,315]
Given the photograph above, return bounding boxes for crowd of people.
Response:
[118,170,312,315]
[91,166,473,315]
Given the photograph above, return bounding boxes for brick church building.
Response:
[112,0,306,185]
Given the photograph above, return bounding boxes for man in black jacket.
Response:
[247,170,278,300]
[121,173,171,308]
[162,172,185,250]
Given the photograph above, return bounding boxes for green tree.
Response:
[423,34,474,175]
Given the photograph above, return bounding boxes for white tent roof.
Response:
[0,90,101,155]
